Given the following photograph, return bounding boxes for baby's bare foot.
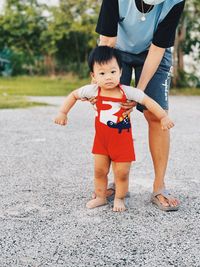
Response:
[86,197,107,209]
[113,197,126,212]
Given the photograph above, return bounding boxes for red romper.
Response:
[92,85,135,162]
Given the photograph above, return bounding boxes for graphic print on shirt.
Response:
[107,116,131,134]
[99,100,131,134]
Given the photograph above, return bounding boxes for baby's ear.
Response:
[90,71,94,78]
[90,72,96,83]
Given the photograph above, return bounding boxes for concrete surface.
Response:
[0,96,200,267]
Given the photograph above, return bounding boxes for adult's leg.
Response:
[143,111,174,206]
[112,162,131,212]
[86,154,111,209]
[135,65,179,208]
[144,111,179,207]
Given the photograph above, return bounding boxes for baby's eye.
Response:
[99,72,105,75]
[111,70,116,74]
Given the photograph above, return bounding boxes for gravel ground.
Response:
[0,96,200,267]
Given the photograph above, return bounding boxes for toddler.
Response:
[54,46,174,212]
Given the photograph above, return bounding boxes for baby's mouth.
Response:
[105,82,114,85]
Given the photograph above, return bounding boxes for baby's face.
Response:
[92,58,121,89]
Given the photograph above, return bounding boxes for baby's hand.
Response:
[54,112,68,126]
[161,115,174,130]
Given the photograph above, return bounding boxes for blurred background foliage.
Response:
[0,0,199,88]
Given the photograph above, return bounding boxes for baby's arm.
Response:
[123,86,174,130]
[141,95,174,130]
[54,89,80,126]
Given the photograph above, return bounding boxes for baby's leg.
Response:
[112,162,131,212]
[86,154,111,209]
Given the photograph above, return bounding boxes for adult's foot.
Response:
[152,188,180,211]
[155,194,180,207]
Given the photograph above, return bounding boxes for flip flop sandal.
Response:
[151,189,180,211]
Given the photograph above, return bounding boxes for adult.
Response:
[95,0,185,211]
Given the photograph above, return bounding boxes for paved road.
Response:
[0,96,200,267]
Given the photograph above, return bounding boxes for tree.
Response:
[173,0,200,87]
[49,0,99,76]
[0,0,48,75]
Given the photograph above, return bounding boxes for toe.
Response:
[157,195,169,207]
[172,201,176,206]
[174,199,179,207]
[170,198,178,207]
[86,201,92,209]
[113,206,117,212]
[167,197,180,207]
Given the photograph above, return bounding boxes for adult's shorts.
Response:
[118,49,172,112]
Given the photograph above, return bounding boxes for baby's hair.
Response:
[88,46,122,72]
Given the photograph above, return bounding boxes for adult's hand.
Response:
[121,101,137,116]
[99,35,117,47]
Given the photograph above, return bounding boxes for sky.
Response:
[0,0,4,12]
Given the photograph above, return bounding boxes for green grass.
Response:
[170,88,200,96]
[0,95,49,109]
[0,75,89,109]
[0,75,89,96]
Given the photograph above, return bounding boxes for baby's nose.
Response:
[106,74,112,79]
